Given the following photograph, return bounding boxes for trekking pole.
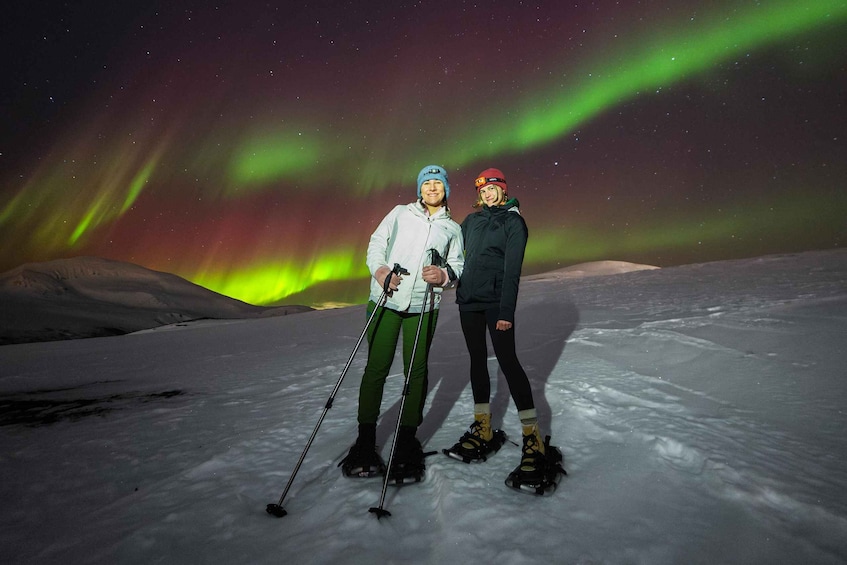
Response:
[267,263,408,518]
[369,250,442,519]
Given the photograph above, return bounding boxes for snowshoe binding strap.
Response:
[443,429,506,463]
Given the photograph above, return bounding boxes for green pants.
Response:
[358,300,439,428]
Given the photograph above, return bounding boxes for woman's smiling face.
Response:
[479,184,504,206]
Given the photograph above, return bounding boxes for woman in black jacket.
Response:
[445,168,551,487]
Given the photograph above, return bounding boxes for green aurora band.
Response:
[1,1,844,305]
[227,1,847,191]
[193,247,369,306]
[201,1,847,304]
[524,191,847,267]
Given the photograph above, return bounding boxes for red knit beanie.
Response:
[474,168,507,194]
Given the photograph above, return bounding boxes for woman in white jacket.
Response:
[340,165,464,483]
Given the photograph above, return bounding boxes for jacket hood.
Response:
[483,197,521,215]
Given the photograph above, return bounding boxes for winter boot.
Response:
[518,423,546,479]
[388,426,425,484]
[471,412,494,442]
[443,412,507,463]
[505,425,567,495]
[339,423,385,478]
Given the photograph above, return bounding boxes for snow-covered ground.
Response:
[1,249,846,564]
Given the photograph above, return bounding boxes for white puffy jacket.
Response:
[366,201,464,313]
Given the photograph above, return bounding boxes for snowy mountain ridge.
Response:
[0,256,312,345]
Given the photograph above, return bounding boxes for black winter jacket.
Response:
[456,199,528,322]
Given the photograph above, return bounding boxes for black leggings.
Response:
[459,308,535,412]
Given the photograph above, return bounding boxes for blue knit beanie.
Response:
[416,165,450,200]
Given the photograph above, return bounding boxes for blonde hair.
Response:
[473,185,506,208]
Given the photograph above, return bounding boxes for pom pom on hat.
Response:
[474,168,507,193]
[417,165,450,199]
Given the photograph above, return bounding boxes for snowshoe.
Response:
[339,441,386,478]
[387,461,425,485]
[504,435,567,495]
[387,432,432,486]
[443,428,507,463]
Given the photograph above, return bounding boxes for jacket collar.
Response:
[412,199,452,219]
[482,197,521,215]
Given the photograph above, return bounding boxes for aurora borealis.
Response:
[2,1,846,307]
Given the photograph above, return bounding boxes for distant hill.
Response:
[0,256,312,345]
[0,256,660,345]
[524,260,660,281]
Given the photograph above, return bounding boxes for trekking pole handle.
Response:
[427,248,448,286]
[383,263,409,293]
[429,248,443,267]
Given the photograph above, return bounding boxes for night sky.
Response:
[2,1,845,307]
